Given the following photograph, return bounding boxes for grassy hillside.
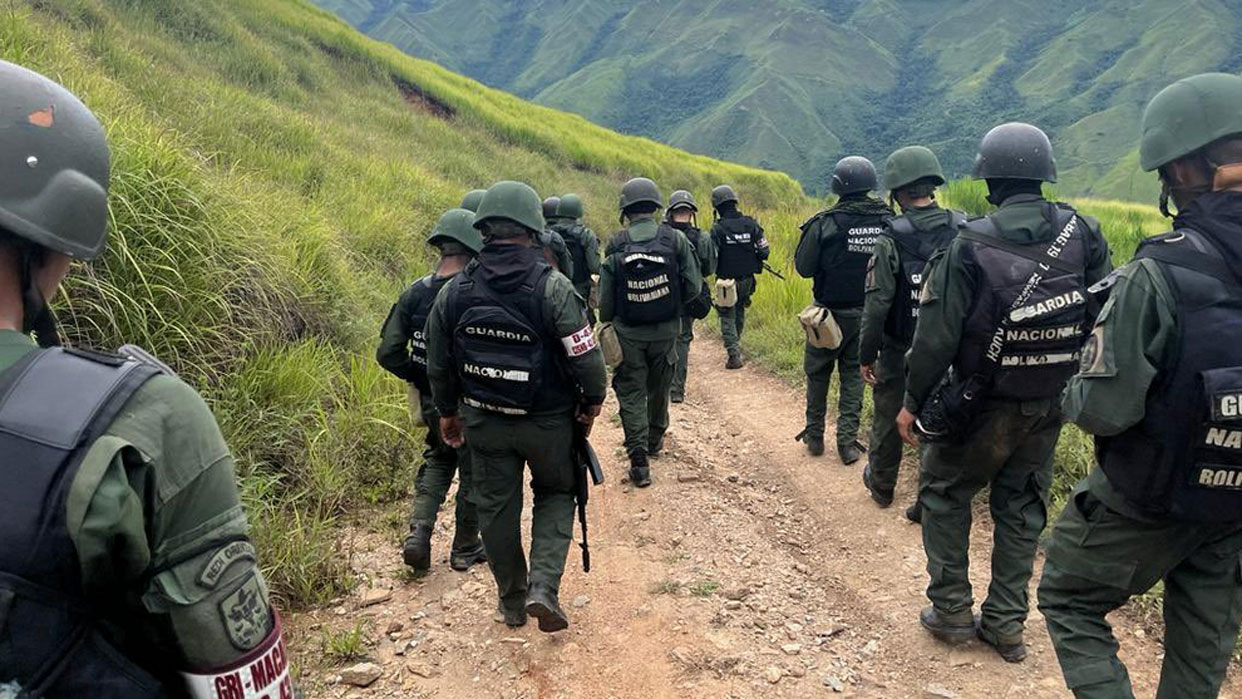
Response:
[312,0,1242,201]
[4,0,806,607]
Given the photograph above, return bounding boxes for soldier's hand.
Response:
[896,408,920,448]
[576,403,602,437]
[860,364,878,386]
[440,415,465,448]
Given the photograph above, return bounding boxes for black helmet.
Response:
[710,185,738,208]
[618,177,663,212]
[668,189,698,212]
[460,189,487,213]
[972,122,1057,183]
[542,196,562,220]
[831,157,877,196]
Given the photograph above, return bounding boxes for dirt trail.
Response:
[292,339,1240,698]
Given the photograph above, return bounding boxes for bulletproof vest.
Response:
[0,347,171,697]
[1099,229,1242,521]
[613,225,682,325]
[953,205,1089,400]
[445,261,573,415]
[404,274,450,394]
[883,211,965,344]
[553,222,592,287]
[812,211,887,309]
[714,216,763,279]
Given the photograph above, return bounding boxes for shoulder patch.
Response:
[221,573,269,650]
[199,540,258,589]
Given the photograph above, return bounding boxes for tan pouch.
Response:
[714,278,738,308]
[589,274,600,310]
[799,305,843,349]
[407,383,425,427]
[598,322,623,368]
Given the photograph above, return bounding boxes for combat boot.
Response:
[919,606,976,645]
[449,535,487,572]
[525,583,569,633]
[977,624,1027,663]
[796,429,824,457]
[647,433,665,458]
[905,500,923,524]
[725,351,744,370]
[496,600,527,629]
[862,465,893,507]
[628,450,652,488]
[838,440,866,466]
[402,523,433,573]
[670,391,685,404]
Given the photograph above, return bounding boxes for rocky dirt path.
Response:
[290,339,1240,698]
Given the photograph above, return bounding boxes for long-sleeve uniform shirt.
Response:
[599,218,703,342]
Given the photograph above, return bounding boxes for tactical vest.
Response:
[404,274,450,394]
[0,347,171,697]
[445,262,573,415]
[953,205,1090,400]
[613,225,682,325]
[813,211,887,309]
[883,211,965,344]
[714,217,762,279]
[1099,229,1242,521]
[554,223,592,287]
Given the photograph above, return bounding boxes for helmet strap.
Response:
[18,249,60,348]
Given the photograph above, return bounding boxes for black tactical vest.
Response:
[714,217,763,279]
[404,274,450,394]
[1099,229,1242,521]
[445,262,573,415]
[0,347,171,697]
[884,211,965,344]
[811,211,887,309]
[553,223,592,287]
[954,205,1090,400]
[613,225,682,325]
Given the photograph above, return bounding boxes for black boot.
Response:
[725,351,744,370]
[402,523,433,573]
[647,433,665,458]
[905,500,923,524]
[862,465,893,508]
[838,440,866,466]
[497,600,527,629]
[628,450,652,488]
[449,536,487,572]
[977,624,1028,663]
[525,584,569,633]
[919,606,976,645]
[796,429,824,457]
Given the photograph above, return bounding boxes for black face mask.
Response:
[16,248,59,348]
[984,179,1042,206]
[1159,178,1213,218]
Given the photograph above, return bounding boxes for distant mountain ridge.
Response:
[314,0,1242,199]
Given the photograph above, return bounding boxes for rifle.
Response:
[573,421,604,572]
[762,262,786,280]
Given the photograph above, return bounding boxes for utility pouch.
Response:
[686,282,713,320]
[916,371,990,444]
[714,278,738,308]
[597,322,623,368]
[798,305,842,349]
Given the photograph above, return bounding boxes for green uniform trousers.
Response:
[920,398,1059,642]
[613,333,676,456]
[462,407,576,612]
[718,276,755,355]
[1038,473,1242,699]
[804,308,864,448]
[867,340,907,493]
[409,389,478,548]
[671,316,695,400]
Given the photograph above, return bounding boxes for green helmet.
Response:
[460,189,487,213]
[473,181,545,234]
[711,185,738,208]
[428,208,483,254]
[0,60,110,260]
[668,189,698,212]
[557,193,584,219]
[618,177,663,211]
[884,146,945,192]
[972,122,1057,182]
[831,157,877,195]
[1140,73,1242,172]
[542,196,561,220]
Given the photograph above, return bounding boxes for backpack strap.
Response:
[958,215,1080,275]
[1137,229,1242,288]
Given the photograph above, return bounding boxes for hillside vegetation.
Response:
[3,0,805,607]
[312,0,1242,200]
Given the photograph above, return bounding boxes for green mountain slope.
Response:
[311,0,1242,199]
[5,0,804,606]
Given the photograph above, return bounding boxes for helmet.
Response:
[542,196,562,220]
[0,60,110,260]
[971,122,1057,182]
[427,208,484,254]
[1140,73,1242,172]
[473,181,545,234]
[557,193,584,219]
[710,185,738,208]
[831,157,877,196]
[460,189,487,213]
[668,189,698,212]
[884,146,945,192]
[618,177,663,211]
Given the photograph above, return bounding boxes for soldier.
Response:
[461,188,487,213]
[377,208,488,574]
[426,181,607,632]
[710,185,768,370]
[895,123,1112,663]
[795,157,891,463]
[600,178,702,486]
[552,193,602,325]
[1038,73,1242,698]
[540,196,574,277]
[860,147,964,522]
[0,61,293,696]
[665,190,717,403]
